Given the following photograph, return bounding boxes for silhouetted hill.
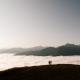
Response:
[16,43,80,56]
[0,64,80,80]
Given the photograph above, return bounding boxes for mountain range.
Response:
[0,43,80,56]
[0,46,44,53]
[16,43,80,56]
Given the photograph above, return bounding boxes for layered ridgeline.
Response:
[0,43,80,56]
[17,44,80,56]
[16,43,80,56]
[0,46,44,53]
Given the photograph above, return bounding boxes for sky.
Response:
[0,0,80,48]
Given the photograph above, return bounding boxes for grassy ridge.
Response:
[0,64,80,80]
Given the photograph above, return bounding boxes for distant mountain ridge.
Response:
[0,46,45,53]
[0,43,80,56]
[16,43,80,56]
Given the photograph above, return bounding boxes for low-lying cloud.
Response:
[0,53,80,71]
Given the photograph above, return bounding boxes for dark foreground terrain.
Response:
[0,64,80,80]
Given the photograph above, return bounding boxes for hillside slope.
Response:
[0,64,80,80]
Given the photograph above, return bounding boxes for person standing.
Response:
[48,60,52,65]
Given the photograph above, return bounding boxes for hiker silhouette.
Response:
[48,60,52,65]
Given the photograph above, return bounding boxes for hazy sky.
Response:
[0,0,80,48]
